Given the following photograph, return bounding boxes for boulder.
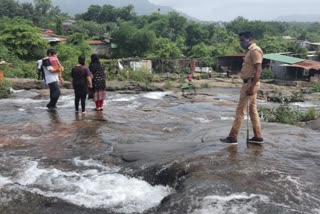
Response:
[106,81,163,92]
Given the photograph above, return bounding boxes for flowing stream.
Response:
[0,88,320,214]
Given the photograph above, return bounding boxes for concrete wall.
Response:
[90,44,111,58]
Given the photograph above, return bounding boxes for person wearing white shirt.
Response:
[42,49,62,110]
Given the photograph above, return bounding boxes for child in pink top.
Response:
[49,56,64,81]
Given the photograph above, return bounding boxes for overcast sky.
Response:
[149,0,320,21]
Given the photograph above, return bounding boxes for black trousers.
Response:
[47,81,60,108]
[75,95,87,112]
[38,69,45,80]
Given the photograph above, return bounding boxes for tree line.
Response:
[0,0,319,79]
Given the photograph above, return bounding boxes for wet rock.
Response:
[264,79,298,87]
[300,87,313,94]
[134,163,187,188]
[304,116,320,131]
[106,81,163,92]
[6,78,72,90]
[121,152,148,162]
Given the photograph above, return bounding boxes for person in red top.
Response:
[188,73,192,83]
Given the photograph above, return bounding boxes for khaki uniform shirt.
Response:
[240,43,263,80]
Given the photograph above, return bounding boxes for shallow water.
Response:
[0,88,319,214]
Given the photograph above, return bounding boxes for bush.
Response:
[312,84,320,92]
[200,73,209,79]
[201,82,209,88]
[125,68,154,84]
[2,60,37,79]
[0,80,12,99]
[301,107,316,121]
[260,68,274,79]
[163,80,173,90]
[258,104,317,126]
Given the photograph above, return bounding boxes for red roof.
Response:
[290,60,320,70]
[45,30,54,33]
[88,41,105,45]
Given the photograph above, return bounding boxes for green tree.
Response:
[35,0,53,16]
[210,27,241,56]
[257,36,289,53]
[0,17,48,59]
[176,35,187,55]
[146,17,170,38]
[185,22,209,48]
[131,29,156,57]
[167,11,187,41]
[151,38,181,57]
[190,42,211,58]
[0,0,20,18]
[56,18,64,35]
[68,20,108,39]
[19,3,35,20]
[67,32,88,45]
[99,4,117,23]
[81,5,102,22]
[117,5,136,21]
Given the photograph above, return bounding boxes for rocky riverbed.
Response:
[0,81,320,214]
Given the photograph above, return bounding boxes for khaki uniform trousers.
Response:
[229,81,262,140]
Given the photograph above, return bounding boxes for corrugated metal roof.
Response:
[263,54,304,64]
[288,60,320,70]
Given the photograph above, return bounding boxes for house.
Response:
[263,53,320,82]
[296,40,311,48]
[62,20,76,33]
[216,53,245,74]
[88,41,111,58]
[179,59,198,73]
[40,32,67,45]
[309,43,320,51]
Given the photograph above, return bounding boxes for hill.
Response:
[275,14,320,22]
[19,0,199,20]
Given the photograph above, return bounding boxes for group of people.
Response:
[39,30,264,146]
[40,49,106,114]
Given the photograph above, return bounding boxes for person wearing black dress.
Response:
[71,56,92,114]
[89,54,106,111]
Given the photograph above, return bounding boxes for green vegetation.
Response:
[200,82,209,88]
[259,92,317,126]
[259,104,317,126]
[163,81,173,90]
[260,68,274,79]
[0,0,319,82]
[0,80,12,99]
[312,84,320,92]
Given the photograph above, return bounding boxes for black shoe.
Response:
[248,137,264,144]
[47,104,57,111]
[220,137,238,145]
